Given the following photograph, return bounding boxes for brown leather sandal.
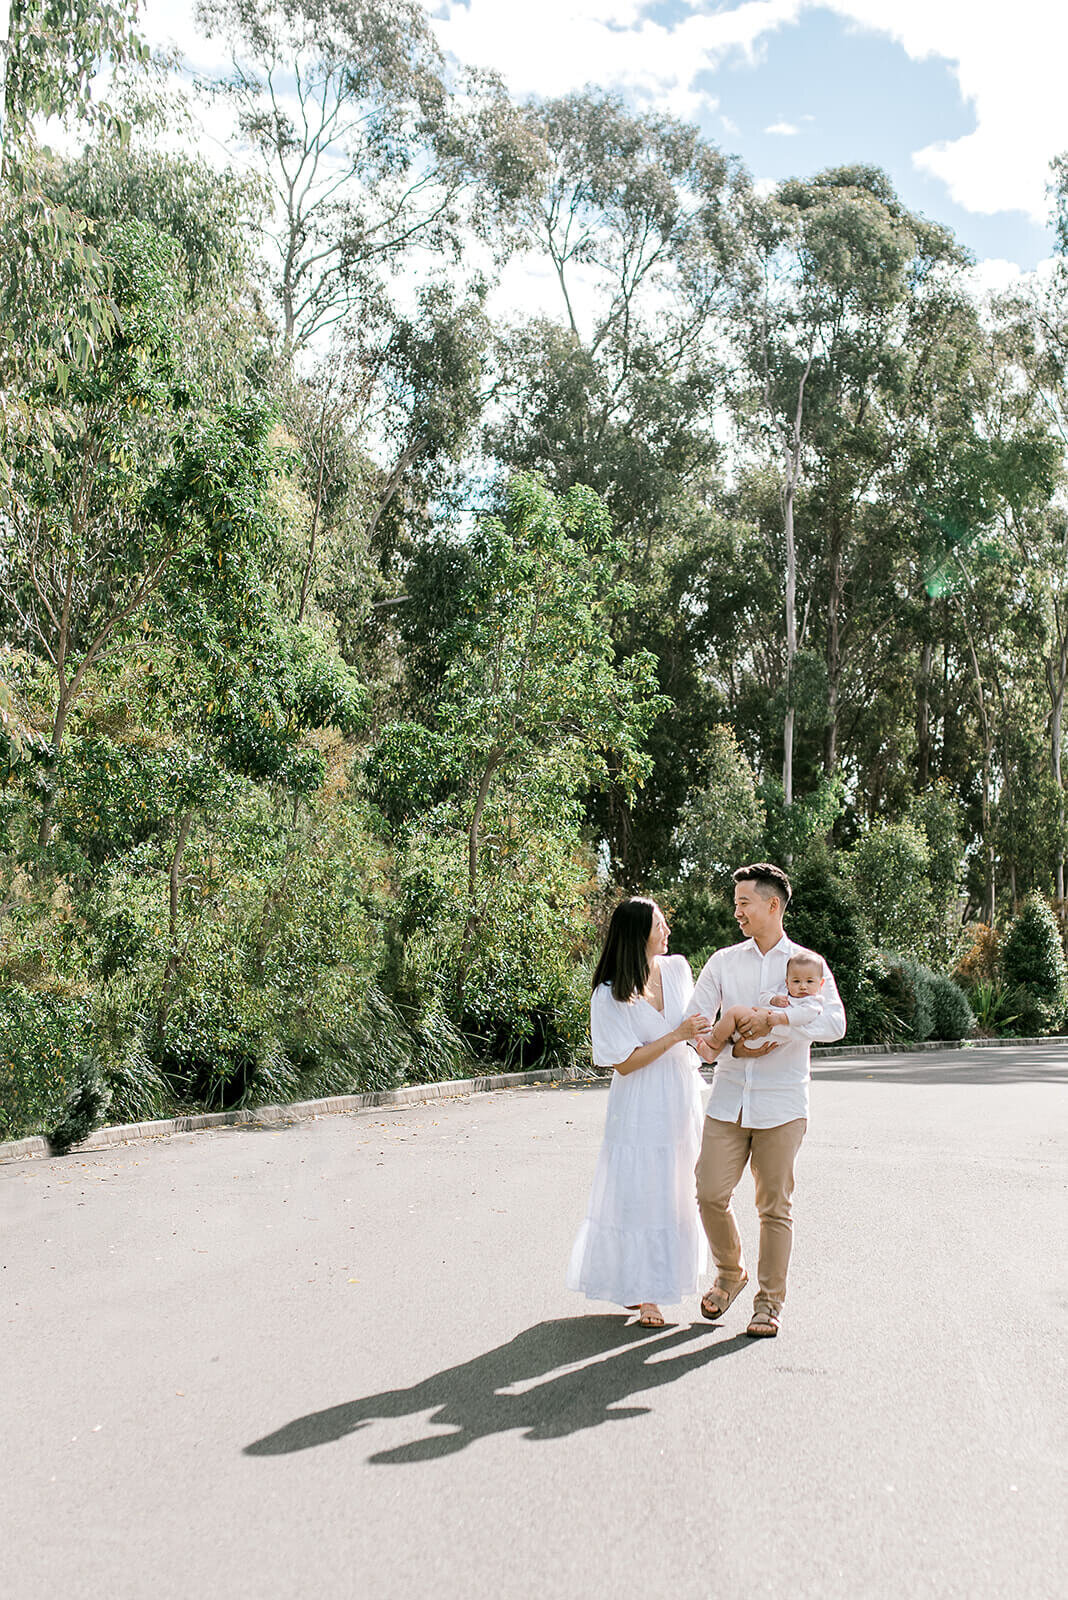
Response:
[637,1303,665,1328]
[700,1272,749,1320]
[745,1306,781,1338]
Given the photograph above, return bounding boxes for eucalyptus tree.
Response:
[489,91,747,880]
[729,166,967,805]
[992,196,1068,903]
[197,0,516,352]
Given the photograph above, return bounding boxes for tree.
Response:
[730,167,966,800]
[489,91,746,880]
[197,0,513,351]
[370,474,665,1026]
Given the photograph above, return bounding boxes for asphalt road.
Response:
[3,1043,1066,1600]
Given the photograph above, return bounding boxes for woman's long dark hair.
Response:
[591,897,657,1003]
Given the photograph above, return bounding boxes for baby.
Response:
[702,950,826,1057]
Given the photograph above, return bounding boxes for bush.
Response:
[0,988,89,1140]
[876,958,974,1043]
[845,819,935,957]
[877,956,935,1042]
[1001,985,1051,1038]
[928,974,975,1041]
[786,848,895,1044]
[48,1056,112,1154]
[954,923,999,988]
[1001,893,1068,1031]
[661,885,737,973]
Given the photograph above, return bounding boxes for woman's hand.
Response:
[674,1013,712,1044]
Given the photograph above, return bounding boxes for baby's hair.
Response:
[786,950,823,976]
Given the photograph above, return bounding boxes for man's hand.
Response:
[731,1038,779,1058]
[735,1006,775,1039]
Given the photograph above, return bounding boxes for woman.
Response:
[566,897,711,1328]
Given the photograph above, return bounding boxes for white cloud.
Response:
[431,0,801,108]
[765,120,799,135]
[823,1,1068,222]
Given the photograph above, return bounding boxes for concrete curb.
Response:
[2,1034,1062,1166]
[809,1034,1059,1058]
[0,1068,555,1165]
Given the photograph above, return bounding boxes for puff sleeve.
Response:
[590,984,643,1069]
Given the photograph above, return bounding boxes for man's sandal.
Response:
[745,1306,781,1338]
[700,1272,749,1320]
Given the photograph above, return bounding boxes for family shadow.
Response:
[244,1315,752,1464]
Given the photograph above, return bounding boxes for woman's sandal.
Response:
[637,1303,666,1328]
[745,1306,781,1338]
[700,1272,749,1320]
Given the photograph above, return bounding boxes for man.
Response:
[687,862,846,1338]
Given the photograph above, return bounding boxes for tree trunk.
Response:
[296,401,330,624]
[36,688,74,849]
[823,530,844,778]
[157,812,194,1031]
[1046,623,1068,913]
[455,750,503,1011]
[916,638,933,791]
[782,472,798,805]
[1052,682,1066,906]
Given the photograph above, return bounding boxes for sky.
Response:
[141,0,1068,292]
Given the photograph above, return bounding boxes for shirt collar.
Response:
[744,933,792,958]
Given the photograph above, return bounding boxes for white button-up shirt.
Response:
[687,935,847,1128]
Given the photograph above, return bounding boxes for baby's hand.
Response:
[693,1037,718,1063]
[770,994,789,1008]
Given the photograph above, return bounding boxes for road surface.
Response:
[3,1042,1066,1598]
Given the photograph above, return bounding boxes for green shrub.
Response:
[845,819,935,957]
[928,974,975,1041]
[877,956,936,1042]
[661,885,737,973]
[968,977,1020,1036]
[1000,893,1068,1031]
[786,848,895,1044]
[48,1055,112,1154]
[0,988,89,1141]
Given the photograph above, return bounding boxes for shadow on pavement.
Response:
[812,1046,1068,1087]
[244,1315,752,1462]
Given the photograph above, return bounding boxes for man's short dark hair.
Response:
[732,862,792,908]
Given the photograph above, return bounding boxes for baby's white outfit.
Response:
[765,992,825,1042]
[567,954,707,1306]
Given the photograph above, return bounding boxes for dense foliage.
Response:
[3,0,1068,1142]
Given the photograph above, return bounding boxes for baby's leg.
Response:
[709,1003,750,1051]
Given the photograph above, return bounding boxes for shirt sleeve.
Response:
[789,961,846,1042]
[777,996,825,1027]
[590,985,643,1069]
[686,951,723,1022]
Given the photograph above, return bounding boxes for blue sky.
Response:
[694,6,1052,267]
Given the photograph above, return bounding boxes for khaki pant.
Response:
[694,1116,807,1312]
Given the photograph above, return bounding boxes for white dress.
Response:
[566,954,707,1306]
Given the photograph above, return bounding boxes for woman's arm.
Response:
[611,1013,711,1076]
